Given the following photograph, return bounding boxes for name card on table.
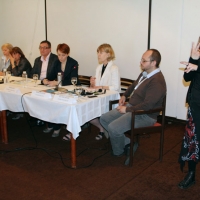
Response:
[31,90,52,99]
[52,94,77,104]
[4,86,21,94]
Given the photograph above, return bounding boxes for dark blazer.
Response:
[7,57,32,77]
[30,53,58,79]
[184,57,200,105]
[45,56,80,86]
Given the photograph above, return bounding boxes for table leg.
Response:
[0,111,3,142]
[1,111,8,144]
[70,133,76,168]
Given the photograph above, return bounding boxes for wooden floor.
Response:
[0,114,199,200]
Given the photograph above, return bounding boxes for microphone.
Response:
[54,65,78,92]
[142,71,147,78]
[55,79,69,92]
[55,80,62,91]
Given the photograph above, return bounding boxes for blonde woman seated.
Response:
[90,43,120,140]
[0,43,13,74]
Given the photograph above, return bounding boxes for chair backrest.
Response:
[120,78,134,90]
[78,75,91,86]
[120,78,134,95]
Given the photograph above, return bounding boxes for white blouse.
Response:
[94,60,120,92]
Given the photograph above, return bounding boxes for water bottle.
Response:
[22,71,27,87]
[3,69,7,84]
[57,72,62,87]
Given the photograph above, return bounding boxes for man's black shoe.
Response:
[111,151,125,157]
[124,142,139,165]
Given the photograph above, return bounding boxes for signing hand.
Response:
[190,42,200,60]
[180,61,198,73]
[117,105,126,113]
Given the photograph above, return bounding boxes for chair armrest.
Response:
[132,107,163,115]
[109,100,119,111]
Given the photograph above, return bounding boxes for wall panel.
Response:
[0,0,45,65]
[2,0,199,119]
[47,0,149,79]
[151,0,183,118]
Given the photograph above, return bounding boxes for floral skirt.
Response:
[179,105,200,170]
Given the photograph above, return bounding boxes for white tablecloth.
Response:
[0,77,120,139]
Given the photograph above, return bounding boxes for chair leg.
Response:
[129,141,134,166]
[159,130,164,161]
[0,111,2,142]
[128,134,139,167]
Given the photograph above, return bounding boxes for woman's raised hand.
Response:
[180,61,198,73]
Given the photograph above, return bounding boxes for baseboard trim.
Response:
[165,116,186,124]
[157,115,186,124]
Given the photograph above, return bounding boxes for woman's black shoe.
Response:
[178,171,195,189]
[95,132,104,140]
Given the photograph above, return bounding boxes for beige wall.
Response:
[1,0,200,120]
[0,0,45,65]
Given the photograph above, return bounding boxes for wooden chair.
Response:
[121,77,134,88]
[78,75,91,87]
[109,95,166,166]
[120,78,134,95]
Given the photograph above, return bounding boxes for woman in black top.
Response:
[178,42,200,189]
[7,47,32,77]
[43,43,80,86]
[43,43,80,138]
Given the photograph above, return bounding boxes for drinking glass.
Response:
[6,71,11,83]
[75,86,83,96]
[33,74,38,87]
[22,72,27,87]
[71,77,77,90]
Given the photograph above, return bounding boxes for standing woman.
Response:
[43,43,80,137]
[7,47,32,77]
[0,43,13,74]
[178,42,200,189]
[90,43,120,140]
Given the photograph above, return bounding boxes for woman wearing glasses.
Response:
[178,42,200,189]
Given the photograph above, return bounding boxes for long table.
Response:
[0,77,120,168]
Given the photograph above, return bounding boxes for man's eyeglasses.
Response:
[39,46,50,50]
[140,59,154,63]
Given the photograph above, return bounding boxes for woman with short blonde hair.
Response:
[90,43,120,140]
[0,43,13,73]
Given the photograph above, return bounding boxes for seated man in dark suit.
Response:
[30,40,58,80]
[30,40,58,126]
